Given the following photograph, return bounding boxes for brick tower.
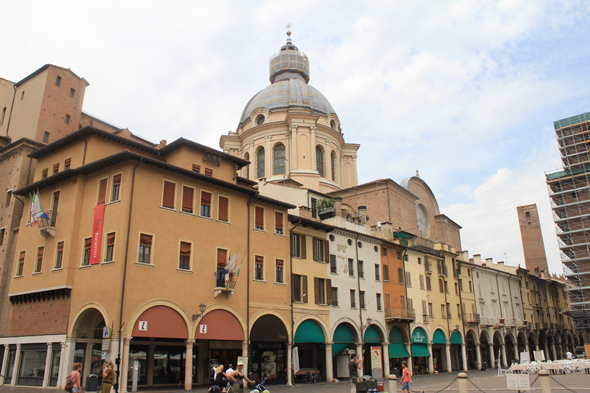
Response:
[517,203,549,273]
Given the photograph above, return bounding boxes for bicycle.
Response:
[304,370,320,383]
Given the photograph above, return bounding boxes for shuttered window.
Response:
[255,206,264,230]
[64,158,71,170]
[398,268,404,284]
[139,234,152,263]
[55,242,64,269]
[42,168,48,178]
[439,278,444,293]
[218,196,229,221]
[426,276,432,290]
[383,265,389,281]
[182,186,194,213]
[179,242,191,270]
[192,164,200,173]
[17,251,25,276]
[217,249,228,267]
[200,192,211,217]
[162,181,175,209]
[254,255,264,280]
[205,168,213,176]
[111,174,121,201]
[83,238,91,266]
[53,163,59,174]
[275,259,284,283]
[106,233,115,261]
[98,179,107,204]
[35,247,44,273]
[275,211,283,234]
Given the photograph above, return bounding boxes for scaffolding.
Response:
[546,111,590,343]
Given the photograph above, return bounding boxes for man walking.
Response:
[348,354,363,393]
[401,360,412,393]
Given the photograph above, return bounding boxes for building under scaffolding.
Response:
[546,111,590,343]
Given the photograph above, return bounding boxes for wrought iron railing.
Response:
[385,307,416,320]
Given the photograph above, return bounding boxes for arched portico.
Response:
[250,314,289,384]
[465,329,479,370]
[293,318,329,382]
[332,321,360,380]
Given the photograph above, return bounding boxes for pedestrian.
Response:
[567,351,574,360]
[228,361,254,393]
[348,354,362,393]
[226,364,234,376]
[401,360,412,393]
[70,363,82,393]
[102,360,115,393]
[214,365,228,392]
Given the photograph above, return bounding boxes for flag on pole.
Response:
[30,191,49,225]
[226,251,239,272]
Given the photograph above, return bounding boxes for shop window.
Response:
[330,254,337,273]
[138,234,152,264]
[254,206,264,230]
[18,345,48,386]
[200,191,211,217]
[376,293,382,311]
[98,179,107,204]
[383,265,389,281]
[182,186,194,214]
[275,259,284,283]
[348,258,355,276]
[82,238,91,266]
[35,247,44,273]
[179,242,191,270]
[218,196,229,221]
[275,211,283,234]
[111,174,121,202]
[17,251,25,276]
[331,287,339,306]
[105,233,115,262]
[162,181,176,209]
[254,255,264,280]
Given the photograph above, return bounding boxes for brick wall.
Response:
[4,296,70,336]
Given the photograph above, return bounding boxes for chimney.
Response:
[358,206,367,225]
[485,258,493,265]
[156,139,167,149]
[299,206,311,220]
[473,254,482,265]
[334,197,342,217]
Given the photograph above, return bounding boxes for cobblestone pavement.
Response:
[1,370,589,393]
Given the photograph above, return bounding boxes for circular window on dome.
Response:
[330,120,337,130]
[256,115,265,125]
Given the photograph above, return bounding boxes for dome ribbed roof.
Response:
[240,78,335,124]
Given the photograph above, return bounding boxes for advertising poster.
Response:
[90,203,105,265]
[292,347,300,374]
[370,346,383,382]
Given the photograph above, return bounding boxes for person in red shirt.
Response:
[401,360,412,393]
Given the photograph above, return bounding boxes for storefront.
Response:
[332,323,357,379]
[294,320,326,380]
[388,326,409,376]
[450,331,463,371]
[431,329,447,372]
[410,328,430,375]
[250,315,288,384]
[362,325,383,376]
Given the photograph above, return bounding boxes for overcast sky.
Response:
[3,1,590,274]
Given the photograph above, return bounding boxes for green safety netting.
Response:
[451,331,463,344]
[294,320,325,344]
[411,344,430,357]
[364,325,381,343]
[332,324,355,357]
[389,326,409,358]
[433,329,446,344]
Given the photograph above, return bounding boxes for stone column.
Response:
[83,342,94,386]
[43,343,53,387]
[382,342,390,379]
[513,343,519,364]
[445,344,452,372]
[11,343,21,386]
[265,135,272,177]
[500,343,507,368]
[242,340,248,357]
[59,339,75,390]
[475,343,482,370]
[147,344,155,386]
[185,339,194,390]
[427,344,434,374]
[356,343,363,364]
[544,342,550,361]
[197,342,207,385]
[287,343,293,386]
[325,343,333,382]
[524,342,530,354]
[1,344,10,384]
[120,337,131,393]
[488,343,495,369]
[325,141,332,182]
[551,344,557,360]
[283,134,291,178]
[405,343,413,376]
[310,126,317,172]
[461,343,468,372]
[290,126,298,170]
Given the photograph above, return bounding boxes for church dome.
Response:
[239,31,336,124]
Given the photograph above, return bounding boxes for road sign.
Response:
[139,321,148,331]
[101,351,107,360]
[103,327,111,338]
[199,324,207,334]
[102,339,109,351]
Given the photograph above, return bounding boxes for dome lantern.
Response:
[269,30,310,84]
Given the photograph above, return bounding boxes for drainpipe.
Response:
[401,247,410,344]
[355,233,363,361]
[4,84,17,138]
[246,194,259,364]
[115,158,142,393]
[78,133,88,165]
[289,218,302,384]
[457,261,467,343]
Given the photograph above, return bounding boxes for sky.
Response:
[3,0,590,274]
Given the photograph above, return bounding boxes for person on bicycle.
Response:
[228,361,253,393]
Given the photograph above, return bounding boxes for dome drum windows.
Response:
[416,204,428,238]
[257,148,265,178]
[274,144,285,175]
[316,146,324,177]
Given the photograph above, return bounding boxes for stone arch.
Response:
[193,305,246,340]
[479,329,492,343]
[411,324,431,343]
[126,299,190,338]
[364,320,387,341]
[69,303,109,338]
[331,317,362,343]
[466,328,479,344]
[389,324,410,342]
[528,331,538,345]
[294,315,330,342]
[250,309,291,339]
[505,331,516,343]
[517,331,527,345]
[493,330,504,345]
[432,327,448,344]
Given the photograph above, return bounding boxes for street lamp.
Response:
[192,301,207,321]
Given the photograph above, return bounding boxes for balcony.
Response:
[464,313,480,324]
[425,261,432,273]
[37,210,57,238]
[214,276,236,299]
[385,307,416,321]
[505,319,516,327]
[479,316,493,326]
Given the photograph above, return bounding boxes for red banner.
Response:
[90,203,105,265]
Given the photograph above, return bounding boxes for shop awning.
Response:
[333,324,355,357]
[433,329,446,344]
[411,327,427,344]
[389,343,410,358]
[364,325,381,343]
[451,331,463,345]
[294,320,325,344]
[411,344,430,357]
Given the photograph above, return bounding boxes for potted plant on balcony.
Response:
[317,198,336,219]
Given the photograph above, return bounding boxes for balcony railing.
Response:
[37,210,57,238]
[214,275,236,299]
[464,313,480,324]
[385,307,416,321]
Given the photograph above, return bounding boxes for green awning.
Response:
[333,324,355,357]
[389,343,410,358]
[450,331,463,345]
[394,232,413,239]
[389,326,404,344]
[411,344,430,357]
[433,329,446,344]
[295,320,325,343]
[364,325,381,343]
[332,343,350,357]
[411,328,427,344]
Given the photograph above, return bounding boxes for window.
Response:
[254,206,264,230]
[257,148,265,178]
[43,132,50,143]
[138,234,152,263]
[455,283,458,294]
[398,268,404,284]
[313,238,327,262]
[216,249,228,286]
[162,181,176,209]
[293,274,304,302]
[405,272,411,287]
[55,242,64,268]
[457,304,462,319]
[420,274,425,289]
[444,280,448,293]
[426,275,431,290]
[407,298,414,310]
[441,304,446,318]
[418,257,422,265]
[331,287,339,306]
[64,114,70,124]
[17,251,25,276]
[439,278,444,293]
[382,248,388,256]
[358,260,364,278]
[98,179,107,204]
[105,233,115,262]
[274,144,285,175]
[360,291,366,309]
[501,281,506,295]
[205,168,213,176]
[200,191,211,217]
[311,198,317,218]
[182,186,195,214]
[275,259,284,283]
[383,265,389,281]
[256,114,265,125]
[5,190,12,207]
[55,76,61,86]
[397,251,402,260]
[428,303,433,316]
[316,278,326,304]
[350,289,356,308]
[375,264,381,281]
[179,242,191,270]
[292,233,306,258]
[275,211,283,234]
[469,281,473,292]
[192,164,201,173]
[376,293,382,311]
[0,227,4,246]
[316,146,324,177]
[467,268,471,277]
[422,300,427,315]
[489,277,494,293]
[255,255,264,280]
[331,152,336,181]
[64,158,71,170]
[111,174,121,202]
[70,88,75,97]
[35,247,44,273]
[53,163,59,174]
[82,238,91,266]
[218,196,229,221]
[42,168,48,178]
[348,258,355,276]
[50,191,59,227]
[330,255,337,273]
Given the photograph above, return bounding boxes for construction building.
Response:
[546,111,590,344]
